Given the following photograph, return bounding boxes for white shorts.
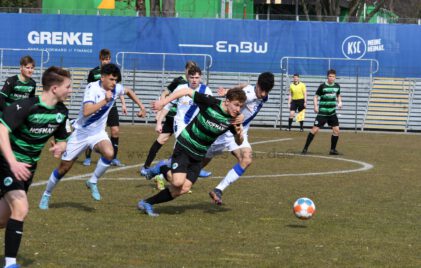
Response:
[61,130,110,161]
[205,132,251,158]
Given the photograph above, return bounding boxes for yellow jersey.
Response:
[289,82,306,100]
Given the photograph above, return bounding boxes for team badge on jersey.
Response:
[172,163,179,170]
[3,177,13,187]
[56,113,64,123]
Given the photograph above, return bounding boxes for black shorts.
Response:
[170,144,202,184]
[0,156,34,199]
[162,116,174,134]
[314,114,340,128]
[107,105,120,127]
[290,99,305,112]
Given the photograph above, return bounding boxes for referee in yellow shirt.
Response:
[288,74,307,131]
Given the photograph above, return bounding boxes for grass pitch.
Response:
[3,125,421,267]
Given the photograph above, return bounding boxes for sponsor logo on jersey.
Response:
[56,113,64,123]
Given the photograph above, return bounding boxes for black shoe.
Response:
[329,149,340,155]
[301,148,307,154]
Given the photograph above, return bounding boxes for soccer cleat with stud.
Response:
[137,200,159,217]
[199,169,212,177]
[4,264,21,268]
[86,181,101,201]
[83,158,91,166]
[329,149,340,155]
[111,158,125,167]
[209,188,223,205]
[39,193,51,210]
[301,148,308,155]
[140,166,148,176]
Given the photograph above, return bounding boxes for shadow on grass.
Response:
[155,202,232,215]
[286,224,308,228]
[49,202,96,212]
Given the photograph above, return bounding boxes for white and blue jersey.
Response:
[165,83,212,137]
[206,84,267,157]
[73,81,124,135]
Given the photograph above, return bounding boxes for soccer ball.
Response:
[293,197,316,220]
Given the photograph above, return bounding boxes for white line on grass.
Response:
[31,137,373,186]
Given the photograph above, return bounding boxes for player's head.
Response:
[293,73,300,83]
[19,55,35,79]
[225,87,247,117]
[185,61,197,71]
[327,69,336,84]
[256,72,275,99]
[99,49,111,66]
[100,63,121,91]
[187,65,202,89]
[42,66,72,102]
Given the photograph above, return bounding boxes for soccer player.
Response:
[83,49,127,167]
[0,66,72,268]
[287,73,307,131]
[302,69,342,155]
[140,61,196,174]
[0,55,37,112]
[206,72,275,205]
[39,63,146,209]
[141,65,213,181]
[137,87,247,216]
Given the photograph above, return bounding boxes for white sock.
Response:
[216,163,246,192]
[5,257,16,267]
[44,169,62,195]
[89,157,111,184]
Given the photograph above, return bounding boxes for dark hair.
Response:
[42,66,71,91]
[185,60,197,70]
[226,87,247,103]
[20,55,35,66]
[293,73,300,77]
[101,63,121,82]
[187,65,202,76]
[257,72,275,93]
[99,48,111,60]
[327,69,336,76]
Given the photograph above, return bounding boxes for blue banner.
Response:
[1,13,420,77]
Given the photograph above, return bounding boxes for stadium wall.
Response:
[0,13,420,77]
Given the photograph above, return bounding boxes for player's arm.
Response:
[313,95,319,114]
[124,87,146,118]
[0,105,32,180]
[155,108,169,133]
[152,88,194,112]
[119,95,128,115]
[83,90,113,117]
[0,78,13,111]
[49,115,71,158]
[231,123,244,146]
[337,94,343,110]
[303,84,307,108]
[217,84,247,97]
[288,86,292,106]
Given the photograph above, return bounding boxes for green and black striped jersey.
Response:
[87,66,101,83]
[166,75,187,117]
[176,92,236,160]
[315,82,341,116]
[0,75,36,111]
[0,96,70,165]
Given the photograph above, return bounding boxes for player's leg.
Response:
[83,148,92,166]
[330,124,340,155]
[85,133,114,201]
[3,190,29,268]
[288,104,296,131]
[142,132,171,172]
[107,105,123,166]
[210,145,252,205]
[298,101,305,131]
[39,132,88,209]
[302,117,322,154]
